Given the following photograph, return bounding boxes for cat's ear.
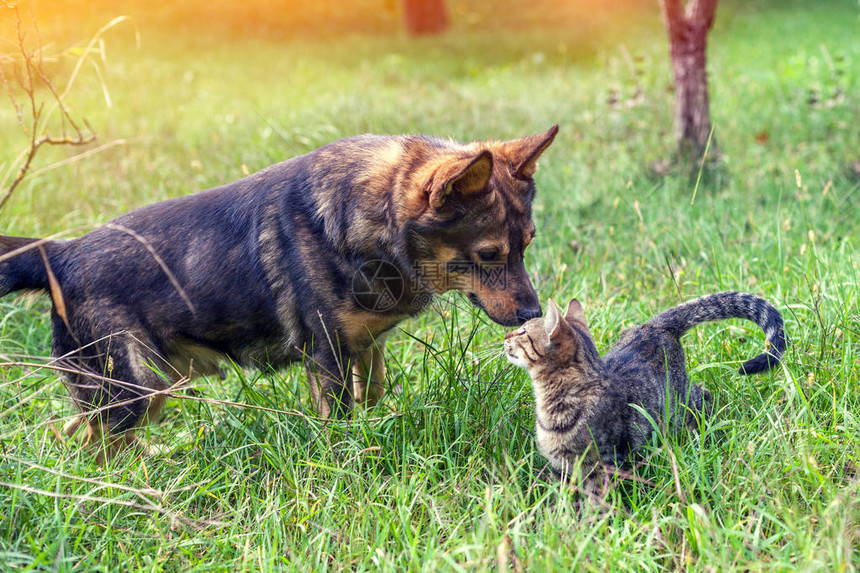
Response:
[545,299,573,342]
[565,298,587,324]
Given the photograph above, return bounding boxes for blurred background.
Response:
[2,0,856,235]
[12,0,656,41]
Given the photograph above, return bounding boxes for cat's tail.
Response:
[0,235,51,297]
[649,291,787,375]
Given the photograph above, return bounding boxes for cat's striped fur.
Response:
[504,292,787,479]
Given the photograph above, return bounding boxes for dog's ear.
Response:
[429,150,493,210]
[502,124,559,180]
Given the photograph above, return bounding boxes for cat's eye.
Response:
[477,249,499,262]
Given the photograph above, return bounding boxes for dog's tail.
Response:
[0,235,51,297]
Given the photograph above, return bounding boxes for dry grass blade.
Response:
[27,138,127,179]
[4,454,167,498]
[0,227,94,265]
[0,480,229,529]
[666,447,688,504]
[56,15,135,104]
[37,245,71,333]
[1,354,402,433]
[101,223,197,314]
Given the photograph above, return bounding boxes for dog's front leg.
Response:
[352,335,387,408]
[305,348,353,419]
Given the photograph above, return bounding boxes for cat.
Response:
[504,291,787,479]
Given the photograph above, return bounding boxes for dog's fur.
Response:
[0,126,558,460]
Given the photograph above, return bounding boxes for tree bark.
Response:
[403,0,448,36]
[660,0,718,161]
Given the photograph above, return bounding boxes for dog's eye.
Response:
[477,249,499,262]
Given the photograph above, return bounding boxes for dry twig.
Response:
[0,6,131,211]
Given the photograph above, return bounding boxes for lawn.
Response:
[1,0,858,570]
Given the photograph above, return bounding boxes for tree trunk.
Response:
[403,0,448,36]
[660,0,718,161]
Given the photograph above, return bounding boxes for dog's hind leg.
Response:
[58,331,171,463]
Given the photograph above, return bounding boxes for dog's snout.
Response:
[515,305,542,323]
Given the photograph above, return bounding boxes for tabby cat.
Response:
[504,291,787,479]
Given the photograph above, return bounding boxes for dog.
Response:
[0,125,558,461]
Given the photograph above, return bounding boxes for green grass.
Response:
[1,0,859,570]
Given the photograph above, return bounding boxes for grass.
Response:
[1,0,859,570]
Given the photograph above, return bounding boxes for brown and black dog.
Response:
[0,125,558,460]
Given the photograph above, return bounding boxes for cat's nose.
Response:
[515,305,542,323]
[504,330,516,340]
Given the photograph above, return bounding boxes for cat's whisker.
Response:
[471,347,505,360]
[474,351,506,364]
